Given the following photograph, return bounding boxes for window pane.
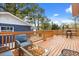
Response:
[7,27,9,30]
[1,27,6,30]
[10,27,13,30]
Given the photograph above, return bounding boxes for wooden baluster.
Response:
[6,35,8,47]
[2,34,4,47]
[6,35,9,50]
[8,35,10,49]
[13,35,15,49]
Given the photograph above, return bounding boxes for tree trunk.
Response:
[34,18,37,31]
[37,18,40,30]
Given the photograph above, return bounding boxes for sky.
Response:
[0,3,73,25]
[39,3,74,25]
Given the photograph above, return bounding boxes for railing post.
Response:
[2,34,4,47]
[43,30,46,41]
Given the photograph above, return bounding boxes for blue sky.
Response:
[39,3,73,25]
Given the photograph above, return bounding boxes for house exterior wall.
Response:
[0,23,32,45]
[0,23,32,32]
[0,12,32,46]
[72,4,79,16]
[14,25,31,31]
[0,12,32,32]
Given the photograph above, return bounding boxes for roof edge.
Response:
[0,12,32,26]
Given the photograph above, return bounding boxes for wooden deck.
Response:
[6,35,79,56]
[33,35,79,56]
[1,31,79,56]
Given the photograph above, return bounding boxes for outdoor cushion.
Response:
[15,34,28,43]
[16,37,27,43]
[20,41,32,47]
[0,50,13,56]
[15,34,32,47]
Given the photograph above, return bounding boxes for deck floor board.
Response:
[35,35,79,56]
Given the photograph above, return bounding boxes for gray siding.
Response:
[0,23,32,32]
[14,25,31,32]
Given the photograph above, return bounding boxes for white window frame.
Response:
[0,26,14,32]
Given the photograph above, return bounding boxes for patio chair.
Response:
[15,34,32,48]
[60,49,79,56]
[15,34,51,56]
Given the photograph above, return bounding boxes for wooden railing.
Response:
[0,34,15,50]
[1,30,79,54]
[0,31,34,50]
[0,30,55,50]
[0,30,67,52]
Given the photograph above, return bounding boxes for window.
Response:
[1,26,14,32]
[1,27,6,30]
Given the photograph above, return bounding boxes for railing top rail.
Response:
[0,31,34,35]
[0,30,62,35]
